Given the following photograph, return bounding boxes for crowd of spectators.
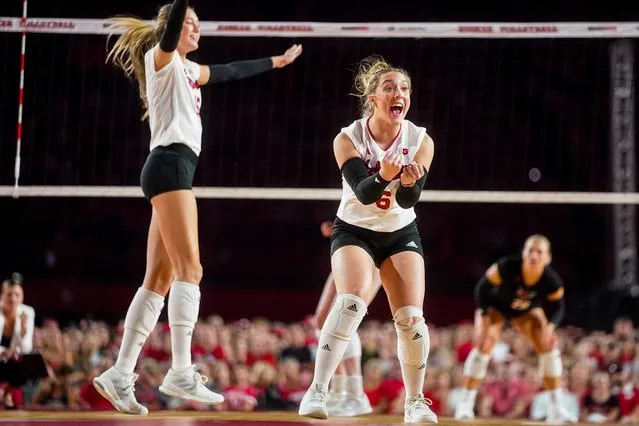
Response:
[3,309,639,423]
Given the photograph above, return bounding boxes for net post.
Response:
[610,39,637,293]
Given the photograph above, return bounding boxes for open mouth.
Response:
[189,34,199,43]
[390,103,403,116]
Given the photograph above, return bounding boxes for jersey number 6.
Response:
[376,191,391,210]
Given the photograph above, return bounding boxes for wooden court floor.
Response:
[0,411,599,425]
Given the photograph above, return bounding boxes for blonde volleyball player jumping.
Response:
[92,0,301,415]
[299,56,437,423]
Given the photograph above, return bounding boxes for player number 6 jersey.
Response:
[336,118,427,232]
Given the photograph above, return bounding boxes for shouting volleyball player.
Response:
[314,221,380,417]
[92,0,302,415]
[298,56,437,423]
[454,235,577,424]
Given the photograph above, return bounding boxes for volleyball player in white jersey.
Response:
[314,221,380,417]
[92,0,301,415]
[299,56,437,423]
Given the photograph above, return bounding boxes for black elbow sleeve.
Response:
[340,157,389,205]
[159,0,188,52]
[208,58,273,84]
[395,170,428,208]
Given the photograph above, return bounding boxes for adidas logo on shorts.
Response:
[406,241,418,248]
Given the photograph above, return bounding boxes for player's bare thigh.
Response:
[378,251,425,314]
[511,307,552,353]
[361,269,382,305]
[474,308,506,352]
[331,246,376,296]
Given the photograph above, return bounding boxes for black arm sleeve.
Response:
[396,168,428,208]
[474,276,495,315]
[546,297,565,325]
[159,0,188,52]
[340,157,390,205]
[208,58,273,84]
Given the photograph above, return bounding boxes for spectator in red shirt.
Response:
[383,360,408,416]
[224,364,260,411]
[478,360,536,418]
[618,374,639,423]
[80,367,115,410]
[246,333,277,366]
[191,325,218,360]
[277,357,306,404]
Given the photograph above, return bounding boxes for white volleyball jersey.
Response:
[144,45,203,156]
[336,118,427,232]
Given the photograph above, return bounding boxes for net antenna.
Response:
[12,0,28,199]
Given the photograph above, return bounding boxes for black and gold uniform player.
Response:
[455,235,577,424]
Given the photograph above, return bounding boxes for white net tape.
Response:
[1,18,639,38]
[1,186,639,204]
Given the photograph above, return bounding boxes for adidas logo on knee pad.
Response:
[347,304,358,312]
[322,344,331,351]
[412,332,422,340]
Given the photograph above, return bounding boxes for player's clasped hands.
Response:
[400,161,425,187]
[379,150,403,181]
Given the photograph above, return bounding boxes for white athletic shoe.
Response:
[93,366,148,415]
[159,365,224,404]
[546,402,578,424]
[330,393,373,417]
[404,394,438,423]
[454,399,476,420]
[326,391,347,416]
[298,383,328,419]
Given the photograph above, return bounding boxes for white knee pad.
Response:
[462,348,491,379]
[342,330,362,360]
[394,306,430,368]
[168,281,201,328]
[124,287,165,337]
[322,294,367,341]
[539,349,563,377]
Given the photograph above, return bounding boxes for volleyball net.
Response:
[1,15,639,312]
[0,18,636,203]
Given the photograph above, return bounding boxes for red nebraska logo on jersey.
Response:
[186,76,199,90]
[184,69,200,90]
[365,159,381,176]
[183,68,201,115]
